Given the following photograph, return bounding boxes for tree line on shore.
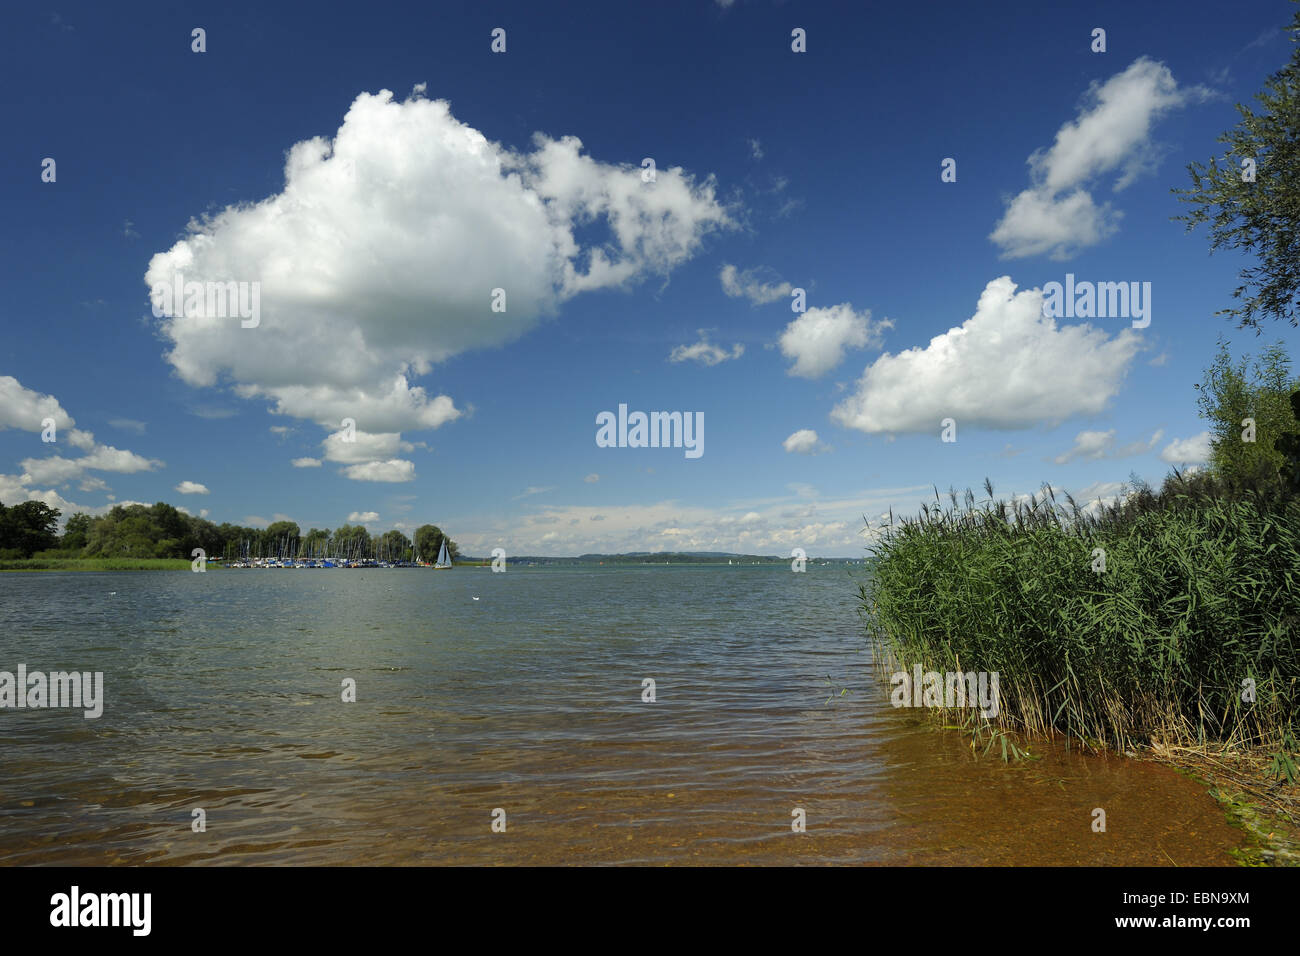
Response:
[0,500,458,564]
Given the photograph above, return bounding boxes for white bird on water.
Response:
[472,596,480,601]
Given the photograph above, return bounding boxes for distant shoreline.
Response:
[0,556,870,572]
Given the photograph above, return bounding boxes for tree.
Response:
[1195,339,1300,483]
[263,520,301,558]
[413,524,443,562]
[379,529,412,561]
[412,524,459,561]
[1277,391,1300,491]
[61,512,93,552]
[0,500,62,556]
[333,524,371,558]
[302,527,330,559]
[1173,6,1300,329]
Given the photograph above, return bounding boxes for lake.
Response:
[0,566,1245,865]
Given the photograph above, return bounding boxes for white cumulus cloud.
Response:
[1160,431,1212,464]
[145,88,731,481]
[779,304,889,379]
[175,481,209,495]
[341,459,416,482]
[669,329,744,366]
[782,429,830,455]
[831,276,1142,435]
[990,58,1206,259]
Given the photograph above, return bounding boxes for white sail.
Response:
[435,539,451,569]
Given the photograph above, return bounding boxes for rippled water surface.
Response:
[0,567,1244,865]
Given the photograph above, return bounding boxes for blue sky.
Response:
[2,0,1298,556]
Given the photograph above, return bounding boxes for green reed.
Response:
[862,472,1300,755]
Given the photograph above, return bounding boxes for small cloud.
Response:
[292,457,322,468]
[108,417,147,434]
[192,406,238,420]
[175,481,210,495]
[122,219,139,239]
[269,425,292,437]
[782,429,831,455]
[342,459,416,482]
[780,304,889,379]
[584,473,600,483]
[775,198,804,219]
[1148,352,1169,367]
[670,329,745,366]
[347,511,380,523]
[1160,431,1212,465]
[77,476,110,493]
[720,264,791,305]
[513,486,555,500]
[747,138,764,161]
[1053,428,1163,464]
[1243,28,1280,53]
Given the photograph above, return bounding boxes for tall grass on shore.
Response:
[862,472,1299,755]
[0,557,198,571]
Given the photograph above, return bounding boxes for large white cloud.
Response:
[146,88,731,479]
[779,304,889,378]
[831,276,1142,435]
[990,57,1204,259]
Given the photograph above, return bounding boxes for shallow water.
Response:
[0,566,1244,865]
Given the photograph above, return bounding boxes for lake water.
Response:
[0,566,1245,865]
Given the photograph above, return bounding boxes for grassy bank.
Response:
[0,557,199,571]
[861,472,1299,757]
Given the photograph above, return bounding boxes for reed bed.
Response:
[0,557,197,571]
[861,472,1300,758]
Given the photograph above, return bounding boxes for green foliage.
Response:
[14,500,455,563]
[1268,726,1299,785]
[60,512,93,551]
[1195,339,1300,484]
[0,500,62,557]
[0,557,195,571]
[863,475,1300,753]
[1277,391,1300,491]
[1173,6,1300,329]
[378,529,412,561]
[413,524,458,561]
